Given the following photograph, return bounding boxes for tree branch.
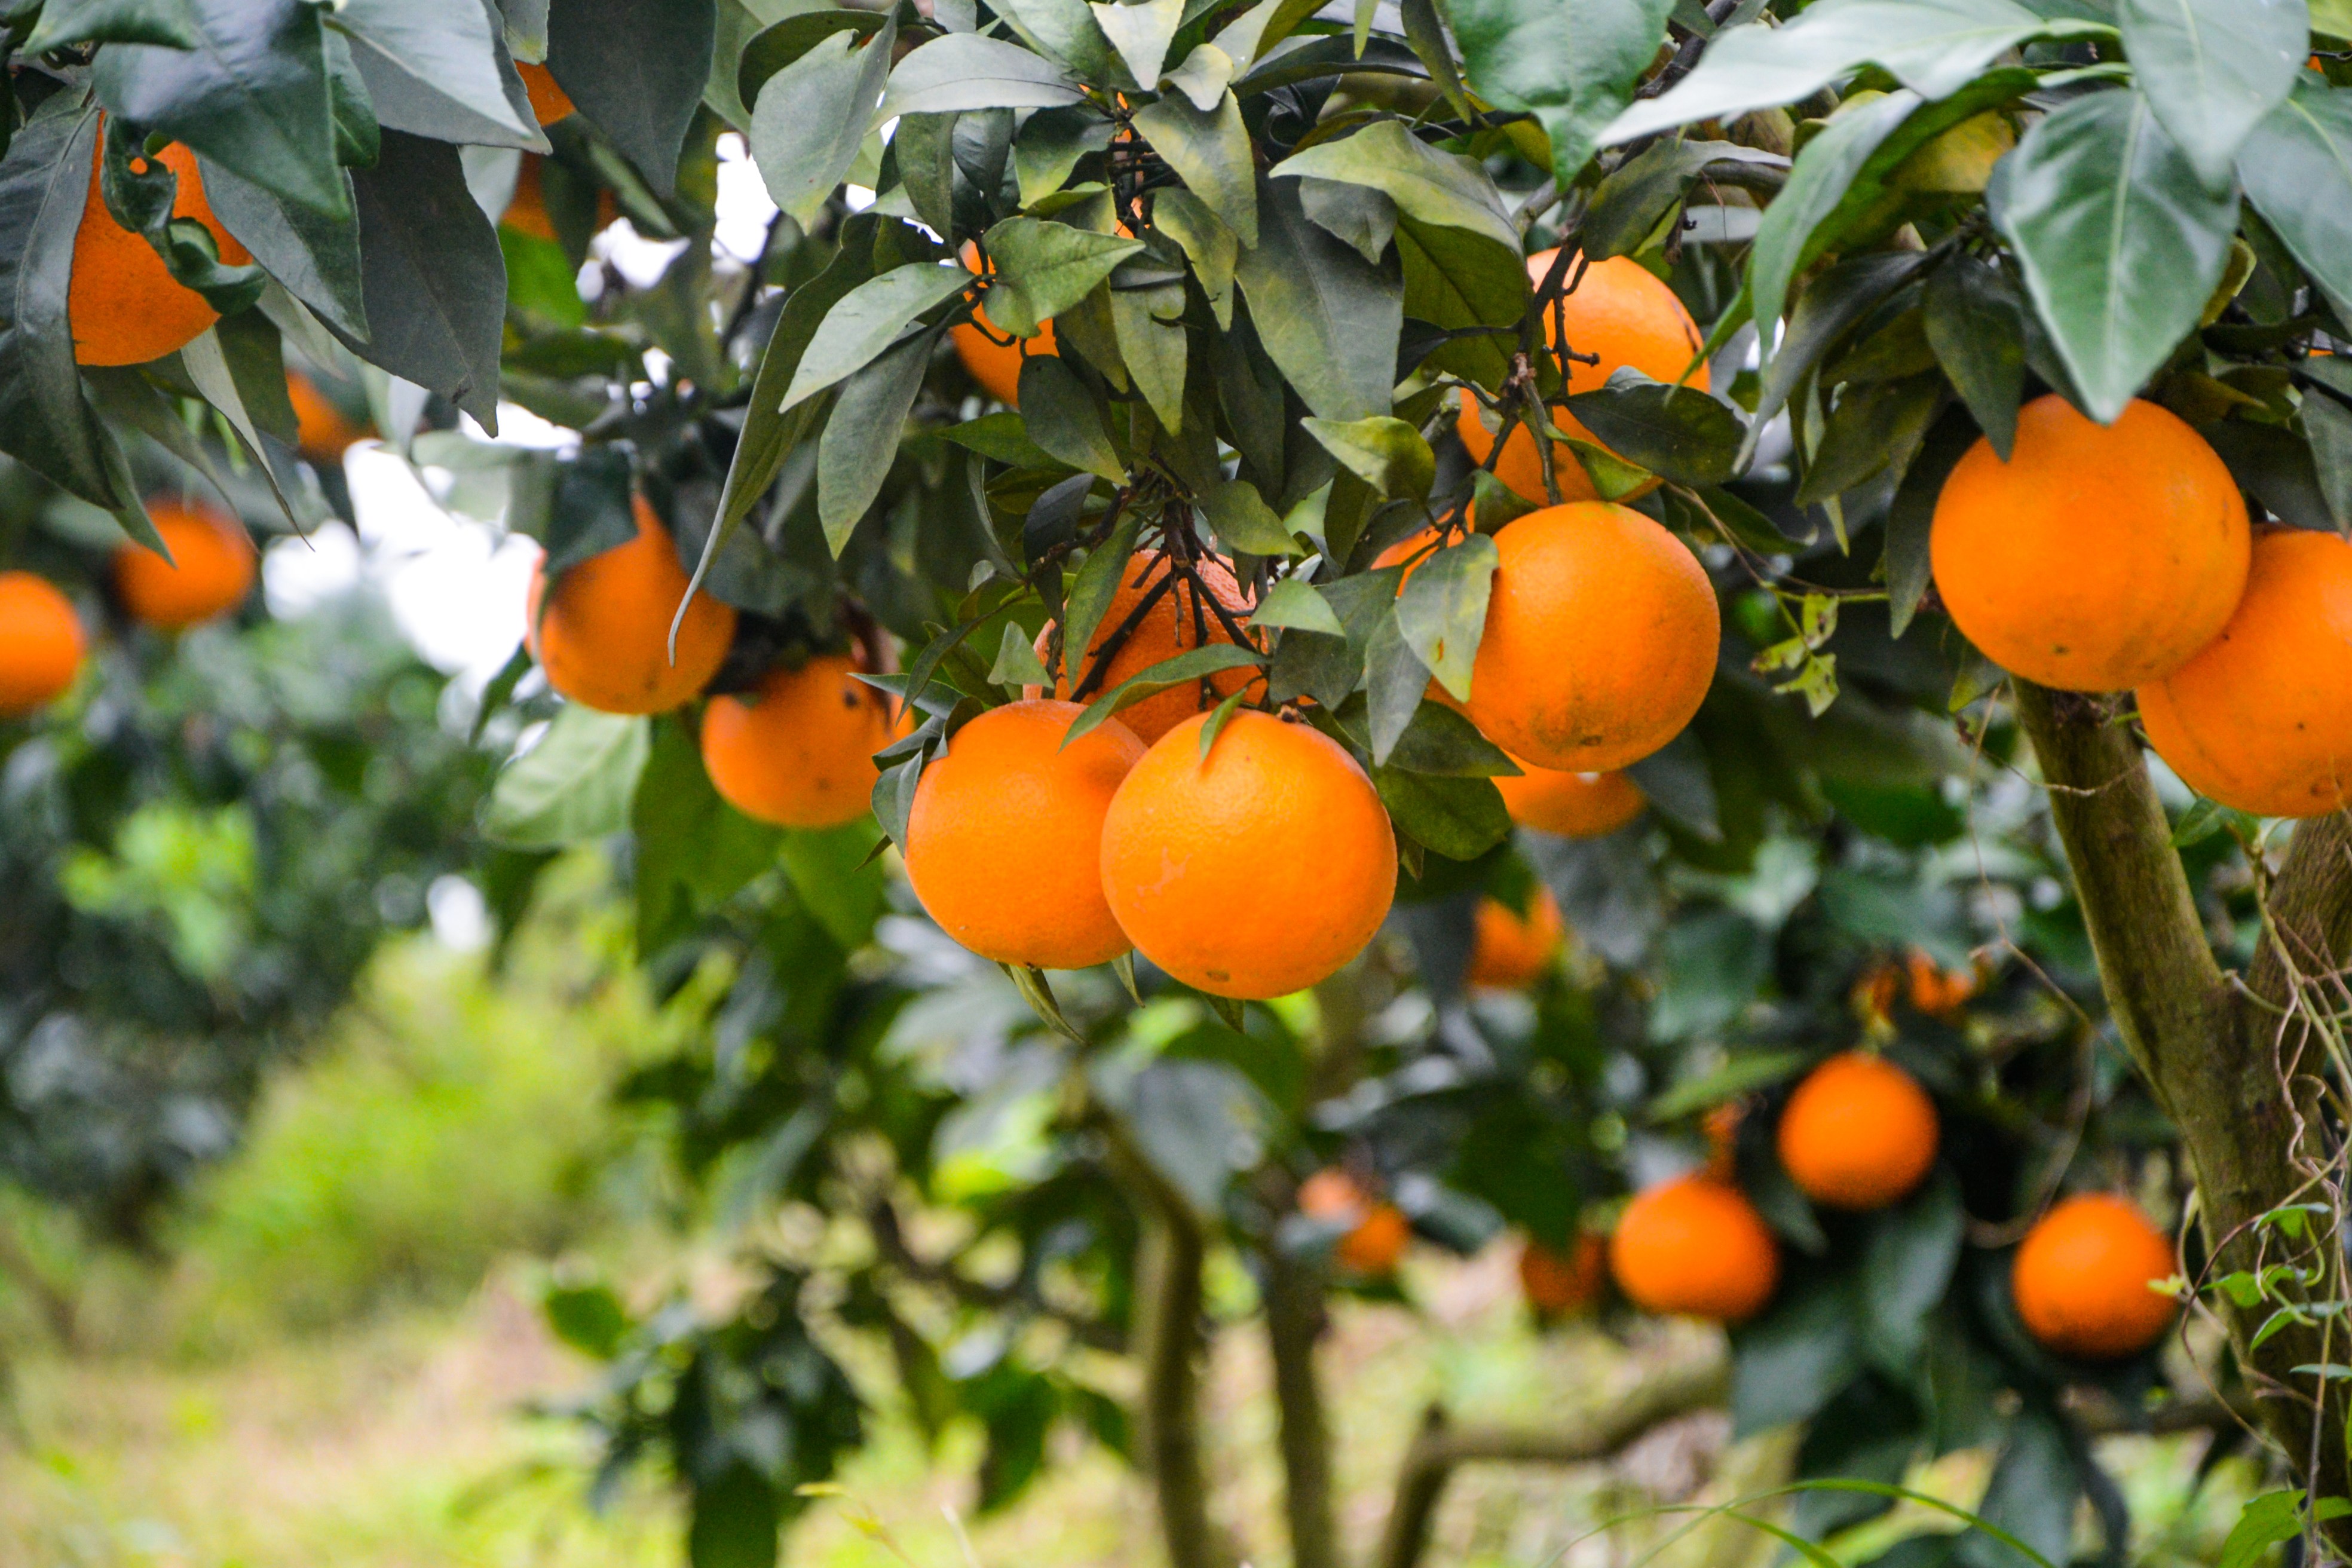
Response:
[1264,1241,1340,1568]
[865,1198,1127,1354]
[1376,1352,1731,1568]
[2014,683,2351,1539]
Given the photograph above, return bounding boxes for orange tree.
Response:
[8,1,2352,1566]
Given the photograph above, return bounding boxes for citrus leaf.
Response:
[1062,644,1266,746]
[2118,0,2302,192]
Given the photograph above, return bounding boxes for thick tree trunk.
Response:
[1263,1242,1340,1568]
[2014,684,2351,1524]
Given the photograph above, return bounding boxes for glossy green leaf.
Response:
[546,0,715,197]
[1449,0,1675,185]
[341,130,508,430]
[749,20,895,225]
[817,326,935,553]
[1014,104,1115,206]
[880,33,1088,119]
[1373,768,1509,859]
[1394,532,1495,702]
[1091,0,1184,85]
[1234,174,1402,421]
[482,706,651,848]
[1583,139,1788,261]
[782,261,969,411]
[1019,353,1126,480]
[1272,119,1519,253]
[1303,415,1435,500]
[2119,0,2302,191]
[1364,607,1431,763]
[202,156,368,340]
[1133,90,1257,246]
[1566,373,1746,486]
[333,0,547,154]
[1250,575,1345,633]
[979,217,1143,336]
[1111,283,1189,432]
[1922,253,2025,458]
[1794,373,1944,506]
[2238,80,2352,324]
[1202,477,1300,556]
[1990,87,2239,423]
[1752,93,1918,341]
[1163,42,1237,110]
[1063,644,1266,745]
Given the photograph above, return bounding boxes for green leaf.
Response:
[1858,1169,1963,1371]
[981,217,1144,337]
[2305,385,2352,529]
[880,33,1087,119]
[990,620,1052,687]
[2218,1490,2317,1568]
[94,0,348,218]
[1132,90,1258,246]
[1234,174,1402,421]
[1090,0,1183,85]
[1208,0,1324,67]
[995,0,1125,81]
[1272,118,1520,255]
[1449,0,1676,186]
[542,1281,630,1360]
[2237,80,2352,325]
[546,0,715,197]
[1163,42,1237,111]
[749,20,895,226]
[1729,1275,1861,1437]
[332,0,547,154]
[632,716,784,953]
[1250,575,1345,633]
[1753,250,1932,437]
[1019,354,1126,480]
[1393,531,1495,702]
[1015,103,1115,206]
[1885,406,1980,637]
[1794,373,1944,506]
[1967,1410,2080,1568]
[817,325,935,554]
[1300,177,1396,265]
[941,410,1062,469]
[1364,607,1431,762]
[0,97,127,511]
[482,706,651,849]
[778,822,889,951]
[25,0,202,50]
[1752,93,1918,342]
[201,155,368,341]
[1201,477,1300,556]
[1566,373,1746,486]
[1303,415,1435,500]
[1111,283,1189,432]
[179,326,301,528]
[1062,644,1267,745]
[1152,186,1237,327]
[1603,0,2081,147]
[782,260,970,411]
[2119,0,2302,192]
[1583,139,1789,262]
[1989,88,2240,424]
[340,130,508,430]
[1059,505,1144,691]
[1922,254,2025,458]
[739,10,886,108]
[1384,699,1517,776]
[1372,768,1509,860]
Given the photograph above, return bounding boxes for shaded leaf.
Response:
[880,33,1087,119]
[1374,768,1510,860]
[817,325,935,553]
[1250,575,1345,633]
[980,217,1143,336]
[1090,0,1184,86]
[749,20,895,226]
[1303,415,1435,500]
[546,0,715,197]
[339,130,507,429]
[1566,373,1746,486]
[1202,477,1300,555]
[1020,353,1126,480]
[782,261,969,411]
[1235,174,1402,421]
[2237,80,2352,324]
[1063,644,1266,745]
[1922,253,2025,458]
[335,0,547,154]
[483,705,651,847]
[1133,90,1257,246]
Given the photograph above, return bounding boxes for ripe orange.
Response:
[1100,710,1395,999]
[903,699,1147,969]
[701,654,895,828]
[285,369,369,460]
[518,62,576,124]
[2011,1193,2178,1359]
[1033,553,1260,745]
[1456,253,1707,504]
[1905,948,1977,1015]
[1519,1232,1607,1315]
[0,572,87,717]
[527,495,736,714]
[952,243,1058,405]
[1930,395,2248,693]
[1609,1173,1780,1321]
[2137,529,2352,817]
[1298,1168,1410,1275]
[71,134,253,367]
[1465,887,1563,989]
[115,501,255,628]
[503,154,559,242]
[1494,764,1646,837]
[1463,502,1718,773]
[1775,1052,1939,1211]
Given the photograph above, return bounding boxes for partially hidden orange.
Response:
[1100,710,1395,999]
[702,654,896,828]
[1520,1232,1607,1315]
[1494,764,1646,837]
[903,699,1146,969]
[1298,1168,1410,1275]
[115,501,255,629]
[72,134,253,367]
[527,495,736,714]
[518,63,576,124]
[0,573,87,717]
[953,243,1056,405]
[286,369,370,460]
[1033,553,1260,745]
[1465,887,1563,989]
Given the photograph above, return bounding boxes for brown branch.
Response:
[2013,682,2351,1546]
[1376,1352,1731,1568]
[1264,1241,1340,1568]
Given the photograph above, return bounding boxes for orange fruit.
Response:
[71,133,253,367]
[1703,1102,1741,1180]
[115,501,255,628]
[1494,764,1645,837]
[1905,948,1977,1015]
[1519,1232,1607,1315]
[527,495,736,714]
[1775,1052,1940,1211]
[0,572,88,717]
[1609,1174,1780,1321]
[701,654,895,828]
[503,154,559,242]
[1298,1169,1410,1275]
[518,62,575,124]
[1930,395,2249,692]
[2137,528,2352,817]
[1032,553,1260,745]
[1456,252,1707,505]
[904,699,1146,969]
[1100,710,1396,999]
[952,243,1057,405]
[285,369,369,460]
[2011,1193,2177,1359]
[1465,887,1563,989]
[1463,502,1719,773]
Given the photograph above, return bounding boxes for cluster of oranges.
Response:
[1931,393,2352,817]
[0,501,258,720]
[1598,1049,2176,1361]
